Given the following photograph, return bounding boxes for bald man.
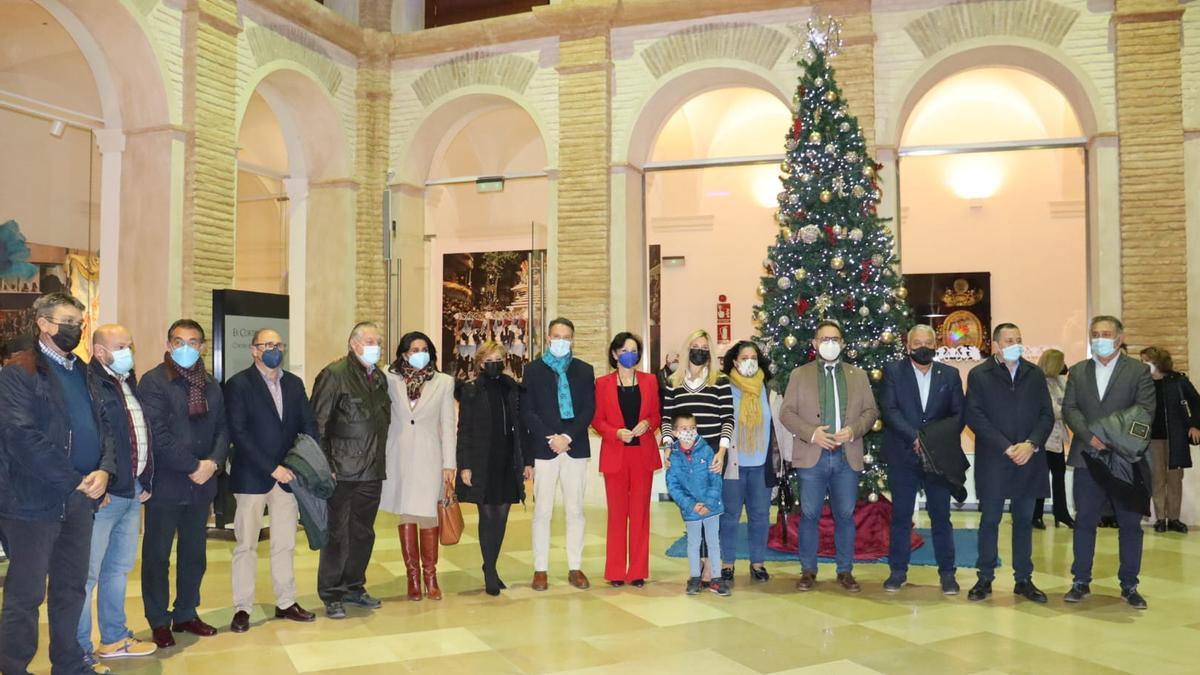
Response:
[78,325,157,667]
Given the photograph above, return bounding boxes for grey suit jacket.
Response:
[1062,353,1156,468]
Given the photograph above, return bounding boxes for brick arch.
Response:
[411,52,538,108]
[885,39,1108,148]
[623,64,792,168]
[905,0,1079,58]
[640,22,792,80]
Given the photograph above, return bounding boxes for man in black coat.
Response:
[137,319,229,649]
[963,323,1053,604]
[879,324,965,596]
[521,317,596,592]
[226,329,319,633]
[1062,315,1156,609]
[0,293,114,674]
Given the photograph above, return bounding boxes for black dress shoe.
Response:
[1122,587,1148,609]
[1100,516,1119,528]
[1014,580,1048,603]
[230,611,250,633]
[275,604,316,622]
[1063,583,1091,603]
[883,573,906,593]
[1032,517,1046,530]
[1055,516,1075,529]
[172,619,217,637]
[1168,519,1189,533]
[940,575,960,596]
[1154,519,1168,533]
[608,580,625,587]
[631,579,645,588]
[720,567,735,586]
[749,566,770,583]
[967,580,992,602]
[151,626,175,649]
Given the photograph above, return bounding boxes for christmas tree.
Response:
[757,19,913,500]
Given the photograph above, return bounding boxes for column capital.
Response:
[94,128,126,155]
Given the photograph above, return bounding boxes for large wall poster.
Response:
[442,250,542,381]
[902,272,992,357]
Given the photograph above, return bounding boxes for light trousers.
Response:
[532,453,588,572]
[232,484,299,613]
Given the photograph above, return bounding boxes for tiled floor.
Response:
[14,503,1200,674]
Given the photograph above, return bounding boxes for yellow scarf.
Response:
[727,368,765,453]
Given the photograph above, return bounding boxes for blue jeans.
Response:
[797,450,861,574]
[78,489,142,653]
[719,465,772,566]
[977,496,1035,582]
[1071,466,1143,589]
[888,461,956,576]
[685,515,722,578]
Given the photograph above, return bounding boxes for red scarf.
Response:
[166,352,209,417]
[398,360,434,403]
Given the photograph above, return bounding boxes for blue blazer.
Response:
[880,359,964,468]
[520,357,596,461]
[225,365,318,495]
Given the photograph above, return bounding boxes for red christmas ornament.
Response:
[824,226,836,244]
[792,118,804,138]
[843,297,856,311]
[860,270,872,283]
[796,298,811,316]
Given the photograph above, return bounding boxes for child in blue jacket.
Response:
[666,413,730,596]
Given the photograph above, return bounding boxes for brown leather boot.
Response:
[420,527,443,601]
[399,524,422,601]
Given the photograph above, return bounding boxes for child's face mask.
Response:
[677,428,699,449]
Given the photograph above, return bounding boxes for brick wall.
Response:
[355,56,391,329]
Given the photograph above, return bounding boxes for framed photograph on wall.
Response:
[903,272,992,353]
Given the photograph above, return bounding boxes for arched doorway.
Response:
[391,94,550,381]
[897,66,1089,363]
[234,67,354,382]
[640,85,793,370]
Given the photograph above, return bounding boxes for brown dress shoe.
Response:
[151,626,176,649]
[837,572,862,593]
[274,604,316,622]
[795,571,817,592]
[568,570,591,590]
[230,611,250,633]
[532,571,549,591]
[172,619,217,637]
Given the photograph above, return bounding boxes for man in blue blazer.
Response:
[225,329,319,633]
[963,323,1054,604]
[880,325,965,595]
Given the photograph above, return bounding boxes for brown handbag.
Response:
[438,480,464,545]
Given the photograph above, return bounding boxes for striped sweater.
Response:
[661,376,735,449]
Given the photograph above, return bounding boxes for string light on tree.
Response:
[755,16,913,499]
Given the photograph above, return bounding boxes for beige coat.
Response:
[779,360,880,471]
[380,371,456,518]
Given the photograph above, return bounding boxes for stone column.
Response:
[1113,0,1188,369]
[823,2,876,152]
[94,128,125,325]
[181,0,241,337]
[354,51,391,331]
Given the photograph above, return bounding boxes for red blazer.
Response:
[592,371,662,475]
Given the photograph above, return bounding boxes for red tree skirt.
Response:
[767,497,924,560]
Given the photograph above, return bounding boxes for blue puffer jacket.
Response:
[666,436,724,522]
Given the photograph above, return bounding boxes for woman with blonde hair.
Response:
[455,341,531,595]
[1034,348,1073,529]
[660,329,734,591]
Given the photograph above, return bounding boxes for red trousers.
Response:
[603,465,654,582]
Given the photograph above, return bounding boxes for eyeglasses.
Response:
[49,319,84,328]
[170,338,204,349]
[816,336,843,344]
[253,342,287,351]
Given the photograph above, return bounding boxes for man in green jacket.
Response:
[311,322,390,619]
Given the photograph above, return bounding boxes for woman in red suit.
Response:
[593,332,662,587]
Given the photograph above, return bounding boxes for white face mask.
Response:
[677,429,699,448]
[818,340,842,362]
[737,359,760,377]
[1146,362,1158,376]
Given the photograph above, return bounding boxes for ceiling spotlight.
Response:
[49,120,66,137]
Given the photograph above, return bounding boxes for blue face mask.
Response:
[617,351,639,369]
[358,345,381,367]
[549,339,572,359]
[261,348,284,370]
[407,351,431,370]
[171,344,201,369]
[1001,343,1024,362]
[1091,337,1117,359]
[109,348,134,376]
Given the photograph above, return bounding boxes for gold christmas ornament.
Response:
[895,286,908,300]
[781,226,793,240]
[870,369,883,383]
[845,151,860,163]
[863,164,876,178]
[780,162,790,174]
[849,227,864,242]
[880,302,891,313]
[868,492,880,503]
[825,143,837,155]
[793,267,808,281]
[777,276,792,290]
[814,77,825,88]
[852,185,867,198]
[881,330,895,344]
[863,453,875,465]
[784,334,799,349]
[778,315,790,327]
[839,122,850,133]
[832,225,843,236]
[808,131,822,144]
[825,90,838,103]
[858,305,870,317]
[846,348,859,360]
[819,190,833,203]
[830,256,845,270]
[775,211,788,224]
[871,418,885,432]
[799,172,812,183]
[815,294,833,313]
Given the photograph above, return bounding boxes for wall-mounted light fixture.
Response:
[49,119,66,137]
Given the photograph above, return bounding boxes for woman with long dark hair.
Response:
[456,341,530,595]
[718,340,782,584]
[381,331,456,601]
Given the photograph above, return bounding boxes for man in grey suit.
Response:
[1062,315,1155,609]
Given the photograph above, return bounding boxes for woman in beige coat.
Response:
[381,331,456,601]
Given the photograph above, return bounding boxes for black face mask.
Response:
[50,323,82,353]
[910,346,935,366]
[482,361,504,379]
[688,348,710,367]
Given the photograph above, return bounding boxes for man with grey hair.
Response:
[0,293,115,674]
[1062,314,1155,609]
[879,324,965,595]
[312,322,390,619]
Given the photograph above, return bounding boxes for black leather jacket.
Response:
[311,352,390,482]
